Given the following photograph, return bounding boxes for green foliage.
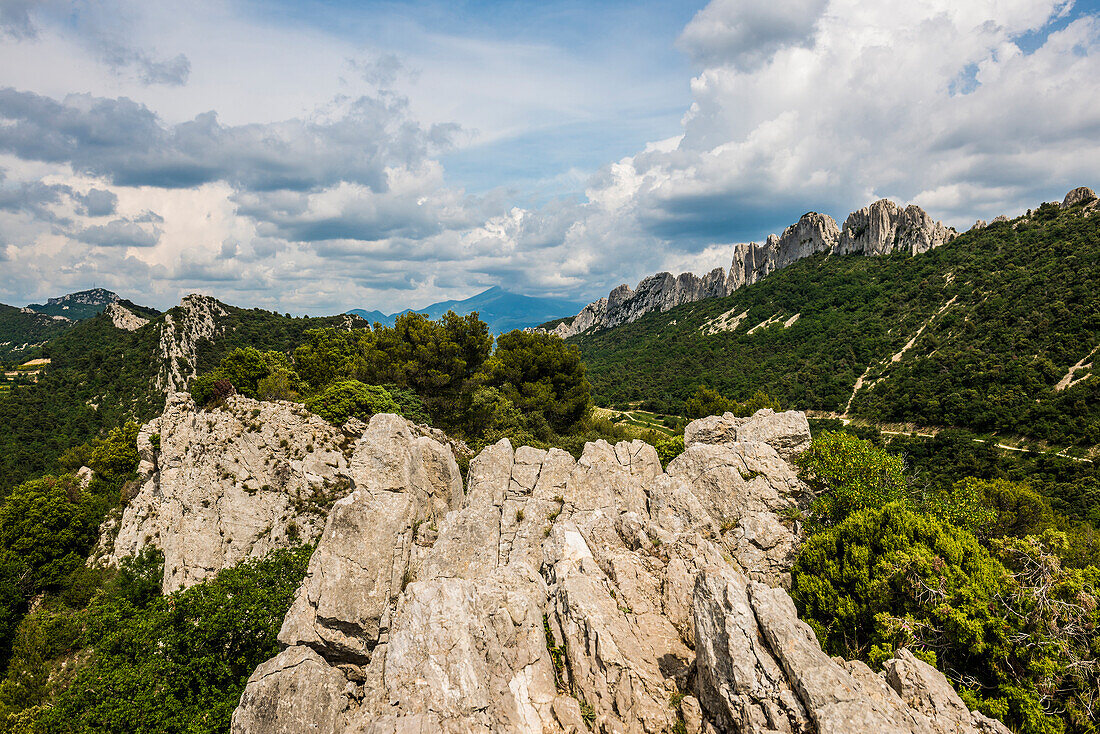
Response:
[685,386,781,418]
[17,546,312,734]
[304,380,401,424]
[190,348,304,406]
[915,476,998,537]
[655,435,685,467]
[488,330,591,434]
[792,504,1056,733]
[794,431,906,528]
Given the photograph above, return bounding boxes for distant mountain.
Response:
[573,187,1100,450]
[349,286,586,333]
[539,198,957,339]
[26,288,121,320]
[1,290,162,361]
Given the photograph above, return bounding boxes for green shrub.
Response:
[794,430,906,528]
[792,504,1093,734]
[31,546,312,734]
[305,380,401,424]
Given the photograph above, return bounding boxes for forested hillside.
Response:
[0,305,73,361]
[0,302,366,497]
[574,199,1100,450]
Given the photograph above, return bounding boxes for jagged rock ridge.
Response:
[154,294,228,393]
[103,302,149,331]
[542,198,957,339]
[188,407,1010,734]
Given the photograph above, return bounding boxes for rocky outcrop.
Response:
[1063,186,1097,208]
[542,198,955,339]
[154,293,227,393]
[229,408,1007,733]
[104,302,149,331]
[103,392,356,593]
[835,199,956,256]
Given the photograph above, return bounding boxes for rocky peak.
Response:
[837,199,957,256]
[1063,186,1097,208]
[540,196,954,339]
[217,406,1008,733]
[154,293,228,393]
[103,302,149,331]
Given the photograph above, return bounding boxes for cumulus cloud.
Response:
[677,0,829,69]
[99,45,191,86]
[78,218,160,248]
[74,187,117,216]
[571,0,1099,257]
[2,0,1099,316]
[0,89,459,192]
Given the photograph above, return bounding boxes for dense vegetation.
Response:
[0,305,74,361]
[791,428,1100,733]
[574,204,1100,450]
[0,303,365,497]
[190,311,617,454]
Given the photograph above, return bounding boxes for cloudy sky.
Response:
[1,0,1098,314]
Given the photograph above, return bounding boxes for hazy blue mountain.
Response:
[348,286,586,333]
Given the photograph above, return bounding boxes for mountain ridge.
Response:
[348,285,586,333]
[540,196,962,339]
[571,187,1100,451]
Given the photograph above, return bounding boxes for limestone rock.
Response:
[103,302,149,331]
[154,294,227,393]
[837,199,956,256]
[106,393,355,593]
[231,646,350,734]
[1062,186,1097,208]
[229,407,1009,734]
[684,408,811,459]
[539,197,953,339]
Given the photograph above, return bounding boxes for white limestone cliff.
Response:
[542,197,955,340]
[216,408,1008,734]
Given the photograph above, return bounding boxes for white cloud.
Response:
[1,0,1098,317]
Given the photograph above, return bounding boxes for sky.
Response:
[0,0,1098,314]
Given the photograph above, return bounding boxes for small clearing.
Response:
[701,308,749,335]
[1055,345,1098,392]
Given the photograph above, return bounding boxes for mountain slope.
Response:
[541,197,957,339]
[0,304,73,361]
[0,297,366,495]
[349,286,585,332]
[26,287,121,320]
[573,194,1100,449]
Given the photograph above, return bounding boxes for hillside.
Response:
[0,297,367,495]
[573,195,1100,450]
[349,285,585,333]
[25,287,122,320]
[0,304,73,361]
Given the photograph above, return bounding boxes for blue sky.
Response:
[0,0,1098,314]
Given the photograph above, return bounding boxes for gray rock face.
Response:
[1063,186,1097,208]
[684,408,812,460]
[836,199,956,256]
[229,408,1006,734]
[103,393,354,593]
[155,294,227,393]
[104,302,149,331]
[542,198,953,339]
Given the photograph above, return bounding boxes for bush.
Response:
[794,430,906,528]
[304,380,400,424]
[792,504,1057,733]
[33,546,312,734]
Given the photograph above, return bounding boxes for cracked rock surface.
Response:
[224,408,1008,733]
